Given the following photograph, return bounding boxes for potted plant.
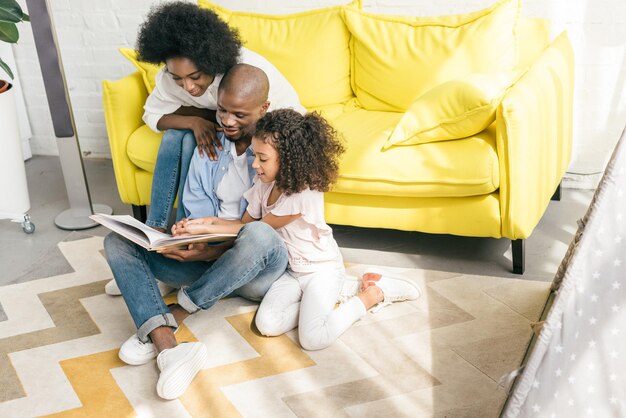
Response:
[1,0,29,78]
[0,0,34,233]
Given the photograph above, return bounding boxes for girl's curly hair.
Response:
[254,109,346,196]
[136,2,241,76]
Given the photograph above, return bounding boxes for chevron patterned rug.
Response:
[0,233,550,418]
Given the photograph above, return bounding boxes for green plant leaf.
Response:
[0,0,23,23]
[0,56,14,79]
[0,21,18,43]
[21,12,29,22]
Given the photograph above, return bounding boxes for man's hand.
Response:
[158,242,229,262]
[190,117,222,160]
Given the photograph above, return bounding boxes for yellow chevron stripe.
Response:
[39,313,314,418]
[180,311,315,417]
[42,349,134,418]
[42,324,196,417]
[0,280,108,403]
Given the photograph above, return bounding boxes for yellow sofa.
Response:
[102,0,574,274]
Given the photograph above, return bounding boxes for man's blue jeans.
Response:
[146,129,197,230]
[103,222,288,343]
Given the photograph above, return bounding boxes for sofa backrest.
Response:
[121,0,545,116]
[344,0,520,112]
[199,0,356,109]
[517,17,551,68]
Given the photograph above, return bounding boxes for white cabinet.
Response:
[0,82,34,233]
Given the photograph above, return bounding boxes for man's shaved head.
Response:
[219,63,269,105]
[216,64,271,146]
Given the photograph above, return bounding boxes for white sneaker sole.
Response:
[156,344,208,400]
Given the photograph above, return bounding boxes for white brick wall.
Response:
[8,0,626,185]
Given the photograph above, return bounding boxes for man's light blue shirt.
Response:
[182,133,256,220]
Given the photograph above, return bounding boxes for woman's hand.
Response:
[190,117,222,160]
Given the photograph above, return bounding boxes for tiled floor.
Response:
[0,156,594,284]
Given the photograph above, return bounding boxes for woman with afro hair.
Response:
[173,109,421,351]
[136,2,304,233]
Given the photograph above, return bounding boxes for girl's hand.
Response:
[171,218,185,236]
[185,216,218,225]
[190,118,222,160]
[171,217,218,236]
[177,222,214,236]
[171,216,217,235]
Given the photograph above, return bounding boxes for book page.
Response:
[148,233,236,250]
[90,213,236,250]
[96,214,168,244]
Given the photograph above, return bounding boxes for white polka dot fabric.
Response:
[503,128,626,417]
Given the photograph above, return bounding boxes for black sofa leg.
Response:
[551,181,562,201]
[512,239,525,275]
[132,205,147,223]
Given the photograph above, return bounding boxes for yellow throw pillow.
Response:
[344,0,519,112]
[384,71,520,149]
[118,48,162,93]
[198,0,356,108]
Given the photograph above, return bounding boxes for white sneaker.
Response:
[119,325,181,365]
[156,342,208,400]
[105,279,175,297]
[365,273,421,313]
[104,279,122,296]
[119,334,158,365]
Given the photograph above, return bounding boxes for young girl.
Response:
[174,109,420,351]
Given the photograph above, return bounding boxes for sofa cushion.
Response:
[118,48,162,93]
[384,71,519,148]
[344,0,519,112]
[331,109,499,198]
[126,125,163,173]
[198,0,355,109]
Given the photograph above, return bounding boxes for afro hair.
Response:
[136,1,242,76]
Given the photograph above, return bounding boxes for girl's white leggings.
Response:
[255,267,366,351]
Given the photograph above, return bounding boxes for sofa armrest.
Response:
[497,32,574,239]
[102,72,149,205]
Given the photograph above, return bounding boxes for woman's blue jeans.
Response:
[103,222,288,342]
[146,129,197,230]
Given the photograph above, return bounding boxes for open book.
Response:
[90,213,236,251]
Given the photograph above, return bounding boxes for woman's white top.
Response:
[143,47,305,132]
[244,180,343,273]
